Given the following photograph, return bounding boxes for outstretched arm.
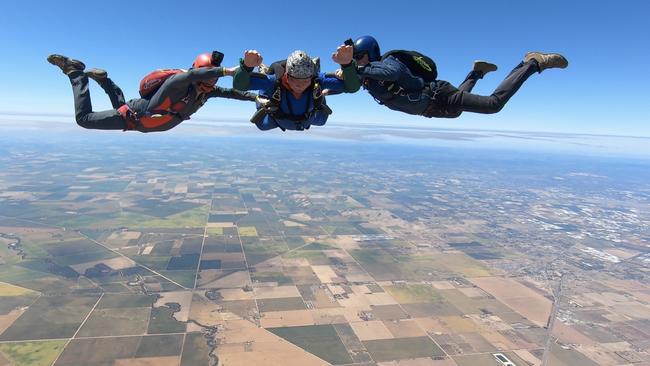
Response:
[331,44,360,93]
[207,86,257,101]
[357,60,402,82]
[169,67,229,87]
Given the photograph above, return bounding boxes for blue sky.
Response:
[1,0,648,136]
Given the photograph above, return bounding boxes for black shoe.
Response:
[524,52,568,72]
[85,68,108,82]
[47,54,85,75]
[473,60,498,75]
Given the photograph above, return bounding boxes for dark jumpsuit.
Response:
[66,67,256,132]
[358,56,539,118]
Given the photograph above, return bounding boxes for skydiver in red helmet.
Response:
[47,52,256,132]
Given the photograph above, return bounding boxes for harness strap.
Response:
[117,104,139,131]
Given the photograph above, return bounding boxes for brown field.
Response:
[469,277,552,327]
[552,322,597,346]
[0,308,25,335]
[115,356,180,366]
[383,319,427,338]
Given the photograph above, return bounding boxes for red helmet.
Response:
[192,53,213,69]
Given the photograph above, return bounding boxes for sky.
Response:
[0,0,648,137]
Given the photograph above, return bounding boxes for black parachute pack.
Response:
[381,50,438,82]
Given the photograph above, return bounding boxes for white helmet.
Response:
[286,50,315,79]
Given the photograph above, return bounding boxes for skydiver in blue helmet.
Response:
[348,35,568,119]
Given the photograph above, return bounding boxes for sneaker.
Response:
[46,54,85,74]
[473,60,498,75]
[85,68,108,82]
[524,52,568,72]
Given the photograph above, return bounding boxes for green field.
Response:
[157,270,196,289]
[237,226,258,236]
[268,325,352,365]
[0,295,100,341]
[385,283,443,303]
[77,307,150,337]
[363,336,445,362]
[258,297,307,312]
[180,332,210,366]
[135,334,184,358]
[54,336,139,365]
[115,204,210,229]
[97,293,157,309]
[250,271,294,285]
[282,250,330,265]
[0,340,66,366]
[147,306,186,334]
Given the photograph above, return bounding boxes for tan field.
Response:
[218,288,255,301]
[259,309,315,328]
[430,281,456,290]
[383,319,427,338]
[458,287,488,298]
[189,294,235,326]
[350,320,394,341]
[513,350,541,366]
[469,277,552,327]
[335,292,372,310]
[282,257,310,267]
[216,319,329,366]
[0,282,36,296]
[311,265,338,283]
[70,256,136,274]
[283,220,306,227]
[199,270,251,289]
[416,316,481,334]
[479,331,519,350]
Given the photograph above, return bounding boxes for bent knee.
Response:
[75,115,93,129]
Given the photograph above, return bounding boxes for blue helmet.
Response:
[354,35,381,62]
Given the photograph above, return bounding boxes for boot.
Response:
[473,60,498,76]
[524,52,568,72]
[85,68,108,82]
[46,54,85,75]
